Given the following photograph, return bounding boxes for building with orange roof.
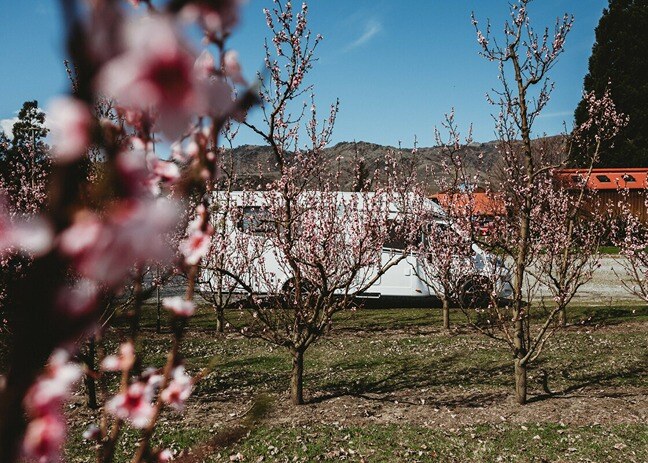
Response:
[554,168,648,221]
[432,188,506,235]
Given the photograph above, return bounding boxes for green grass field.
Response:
[8,302,645,462]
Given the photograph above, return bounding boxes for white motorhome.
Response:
[202,191,512,303]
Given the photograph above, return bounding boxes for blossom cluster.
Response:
[22,351,81,462]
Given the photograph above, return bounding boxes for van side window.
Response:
[383,220,407,250]
[237,206,273,234]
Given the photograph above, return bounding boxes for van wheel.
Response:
[457,275,492,309]
[281,278,315,304]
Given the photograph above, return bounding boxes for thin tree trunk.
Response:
[216,307,225,333]
[291,348,304,405]
[442,298,450,330]
[514,357,527,405]
[215,277,225,333]
[84,336,98,409]
[558,307,567,327]
[155,266,161,334]
[511,318,529,406]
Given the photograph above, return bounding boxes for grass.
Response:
[4,301,645,462]
[600,245,621,255]
[125,300,648,333]
[211,422,648,463]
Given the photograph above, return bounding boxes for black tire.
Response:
[457,275,492,309]
[281,278,315,305]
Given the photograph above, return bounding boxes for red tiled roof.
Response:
[433,192,506,216]
[554,168,648,190]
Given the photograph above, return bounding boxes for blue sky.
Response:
[0,0,607,147]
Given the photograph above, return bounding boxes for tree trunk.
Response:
[442,298,450,330]
[216,307,225,333]
[514,357,527,405]
[291,348,305,405]
[558,307,567,327]
[84,336,98,409]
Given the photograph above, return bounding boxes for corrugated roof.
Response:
[554,168,648,190]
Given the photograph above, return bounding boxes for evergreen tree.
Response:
[0,101,50,213]
[0,131,10,185]
[573,0,648,167]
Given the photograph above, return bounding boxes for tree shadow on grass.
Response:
[192,355,289,401]
[527,361,648,404]
[567,305,648,327]
[309,353,513,407]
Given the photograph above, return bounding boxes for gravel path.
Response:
[156,256,643,305]
[531,255,640,304]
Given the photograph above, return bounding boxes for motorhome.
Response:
[201,191,512,304]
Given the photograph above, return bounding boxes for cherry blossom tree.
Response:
[195,140,262,333]
[613,194,648,303]
[472,0,571,405]
[414,112,488,330]
[472,1,626,404]
[216,0,423,405]
[534,87,627,327]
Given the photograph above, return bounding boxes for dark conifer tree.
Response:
[573,0,648,167]
[0,101,50,213]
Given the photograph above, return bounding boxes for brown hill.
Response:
[227,137,562,193]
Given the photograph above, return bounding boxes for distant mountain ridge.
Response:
[226,139,508,193]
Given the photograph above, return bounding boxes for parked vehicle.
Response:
[201,191,512,303]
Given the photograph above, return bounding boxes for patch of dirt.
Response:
[67,383,647,443]
[265,385,648,429]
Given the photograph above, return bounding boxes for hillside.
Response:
[226,139,508,193]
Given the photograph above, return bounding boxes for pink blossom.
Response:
[158,449,174,462]
[194,50,216,80]
[96,17,200,139]
[82,424,101,441]
[180,206,214,265]
[179,229,212,265]
[117,137,158,196]
[115,106,150,134]
[22,414,66,463]
[106,382,155,428]
[100,341,135,372]
[47,97,93,163]
[58,211,103,258]
[117,136,181,194]
[185,140,200,159]
[143,368,165,390]
[22,351,80,462]
[160,365,193,410]
[152,159,181,184]
[0,215,54,258]
[60,199,179,287]
[223,50,246,85]
[24,351,81,417]
[180,0,241,34]
[170,142,189,163]
[163,296,196,317]
[55,279,99,317]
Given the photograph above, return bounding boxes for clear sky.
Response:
[0,0,608,147]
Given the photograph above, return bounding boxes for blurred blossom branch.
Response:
[0,0,257,461]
